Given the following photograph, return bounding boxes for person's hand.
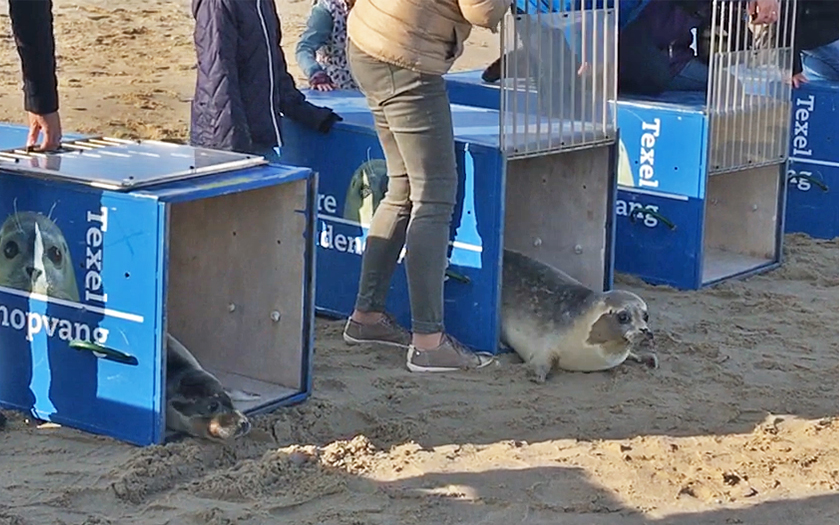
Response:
[790,72,808,88]
[26,111,62,152]
[748,0,779,25]
[310,71,336,92]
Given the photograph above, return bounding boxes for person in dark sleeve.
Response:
[790,0,838,88]
[617,0,779,97]
[189,0,342,162]
[9,0,63,151]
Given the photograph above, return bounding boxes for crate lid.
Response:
[0,137,268,191]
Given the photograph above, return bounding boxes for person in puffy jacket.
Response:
[295,0,357,91]
[341,0,509,374]
[189,0,342,161]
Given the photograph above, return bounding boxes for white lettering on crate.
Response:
[787,167,816,192]
[616,199,660,228]
[85,206,108,304]
[792,94,815,158]
[0,303,109,343]
[638,118,661,189]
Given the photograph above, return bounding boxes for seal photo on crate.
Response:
[500,249,657,384]
[0,210,80,302]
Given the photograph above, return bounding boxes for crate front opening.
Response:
[165,180,310,413]
[502,146,612,291]
[702,165,781,285]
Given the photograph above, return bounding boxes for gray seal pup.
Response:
[0,211,80,301]
[165,333,252,443]
[500,249,657,383]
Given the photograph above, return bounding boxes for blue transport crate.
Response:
[613,94,785,289]
[280,89,617,354]
[0,128,316,446]
[446,70,786,290]
[784,80,839,240]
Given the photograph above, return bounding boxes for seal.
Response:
[0,211,80,301]
[165,333,252,443]
[500,249,657,383]
[343,158,388,224]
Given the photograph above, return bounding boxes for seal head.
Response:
[588,289,653,354]
[0,211,79,301]
[166,335,251,443]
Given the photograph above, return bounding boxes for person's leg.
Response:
[801,40,839,82]
[378,64,494,371]
[665,58,709,91]
[343,41,413,349]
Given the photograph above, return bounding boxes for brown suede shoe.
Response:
[406,334,495,373]
[343,313,412,349]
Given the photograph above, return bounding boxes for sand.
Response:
[0,1,838,524]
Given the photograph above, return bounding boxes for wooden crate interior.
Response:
[702,164,780,284]
[165,179,308,412]
[503,145,611,291]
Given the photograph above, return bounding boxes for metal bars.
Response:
[499,0,617,158]
[705,0,797,174]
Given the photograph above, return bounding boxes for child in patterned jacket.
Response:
[295,0,357,91]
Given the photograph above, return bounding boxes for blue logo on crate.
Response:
[615,99,707,199]
[0,173,160,444]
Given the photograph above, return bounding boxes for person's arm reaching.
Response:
[9,0,62,150]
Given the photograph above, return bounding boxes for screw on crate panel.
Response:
[271,311,281,322]
[228,303,236,312]
[533,237,542,247]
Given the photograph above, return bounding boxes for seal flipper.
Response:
[527,354,554,384]
[628,351,659,369]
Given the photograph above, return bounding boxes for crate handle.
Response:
[628,209,677,231]
[444,268,471,284]
[788,171,829,193]
[69,340,138,366]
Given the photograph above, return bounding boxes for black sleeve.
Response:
[272,9,340,133]
[617,16,675,96]
[9,0,59,115]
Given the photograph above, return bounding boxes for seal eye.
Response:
[617,311,631,324]
[207,400,221,414]
[3,241,18,259]
[643,312,649,323]
[47,246,63,266]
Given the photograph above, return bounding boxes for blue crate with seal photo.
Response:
[0,129,317,446]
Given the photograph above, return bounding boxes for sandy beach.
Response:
[0,1,837,524]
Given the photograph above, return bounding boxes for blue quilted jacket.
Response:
[190,0,339,155]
